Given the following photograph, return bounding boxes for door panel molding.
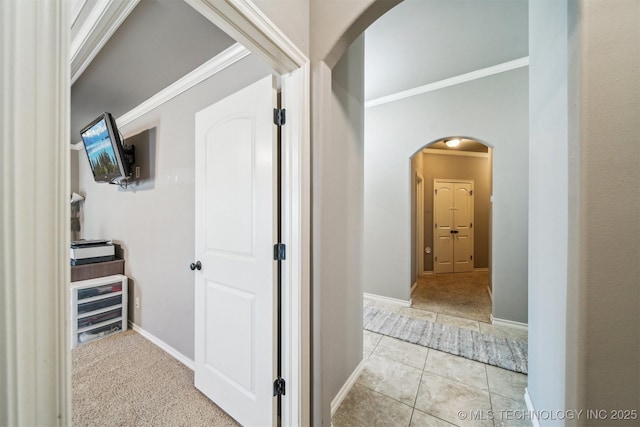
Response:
[194,76,277,426]
[433,179,474,273]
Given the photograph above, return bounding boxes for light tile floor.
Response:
[332,299,531,427]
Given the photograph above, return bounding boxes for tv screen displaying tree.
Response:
[80,113,128,183]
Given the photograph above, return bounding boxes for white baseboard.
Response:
[492,317,528,331]
[411,281,418,293]
[363,293,411,308]
[474,268,489,272]
[524,388,541,427]
[422,270,434,275]
[486,286,493,302]
[129,321,195,370]
[331,357,367,417]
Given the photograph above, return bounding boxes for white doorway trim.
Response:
[1,0,71,424]
[280,63,310,427]
[184,2,310,426]
[183,0,307,74]
[6,0,310,424]
[415,172,424,278]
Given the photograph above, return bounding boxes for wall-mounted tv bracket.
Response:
[123,144,135,175]
[110,144,136,189]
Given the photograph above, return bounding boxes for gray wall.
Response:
[364,0,529,101]
[527,0,570,419]
[364,68,529,323]
[70,150,79,194]
[78,54,272,359]
[312,36,365,425]
[529,0,640,423]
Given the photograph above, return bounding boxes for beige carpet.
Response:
[72,329,239,427]
[411,271,492,323]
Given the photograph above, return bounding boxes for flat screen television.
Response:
[80,112,131,183]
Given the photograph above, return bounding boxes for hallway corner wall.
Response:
[312,36,366,425]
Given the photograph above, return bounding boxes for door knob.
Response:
[190,261,202,271]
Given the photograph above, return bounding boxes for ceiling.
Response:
[364,0,528,101]
[427,138,489,153]
[70,0,234,143]
[71,0,528,142]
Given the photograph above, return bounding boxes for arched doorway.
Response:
[410,137,494,323]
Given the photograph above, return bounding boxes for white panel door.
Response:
[434,180,474,273]
[194,75,277,427]
[452,182,473,272]
[434,182,454,273]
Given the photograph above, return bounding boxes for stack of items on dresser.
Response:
[70,239,115,265]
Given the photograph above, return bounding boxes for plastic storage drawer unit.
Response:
[70,274,128,348]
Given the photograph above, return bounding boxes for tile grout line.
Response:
[416,349,465,427]
[363,294,528,425]
[408,348,429,426]
[354,381,419,414]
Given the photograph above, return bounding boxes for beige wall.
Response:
[574,0,639,419]
[417,151,491,272]
[253,0,400,66]
[252,0,310,56]
[309,0,400,65]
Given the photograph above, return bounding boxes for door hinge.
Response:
[435,223,438,228]
[470,190,473,196]
[435,256,438,262]
[273,108,286,126]
[273,377,286,396]
[470,255,473,260]
[435,189,437,195]
[470,222,473,228]
[274,243,286,261]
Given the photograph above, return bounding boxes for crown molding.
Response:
[72,42,250,149]
[366,56,529,109]
[422,148,489,158]
[117,42,250,128]
[184,0,308,75]
[70,0,140,85]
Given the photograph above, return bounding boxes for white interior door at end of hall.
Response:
[194,75,277,427]
[433,182,454,274]
[452,182,473,272]
[433,181,474,274]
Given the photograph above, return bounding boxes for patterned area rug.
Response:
[364,305,528,374]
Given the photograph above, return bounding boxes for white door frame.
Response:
[415,172,424,278]
[1,0,71,424]
[4,0,309,425]
[183,2,311,426]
